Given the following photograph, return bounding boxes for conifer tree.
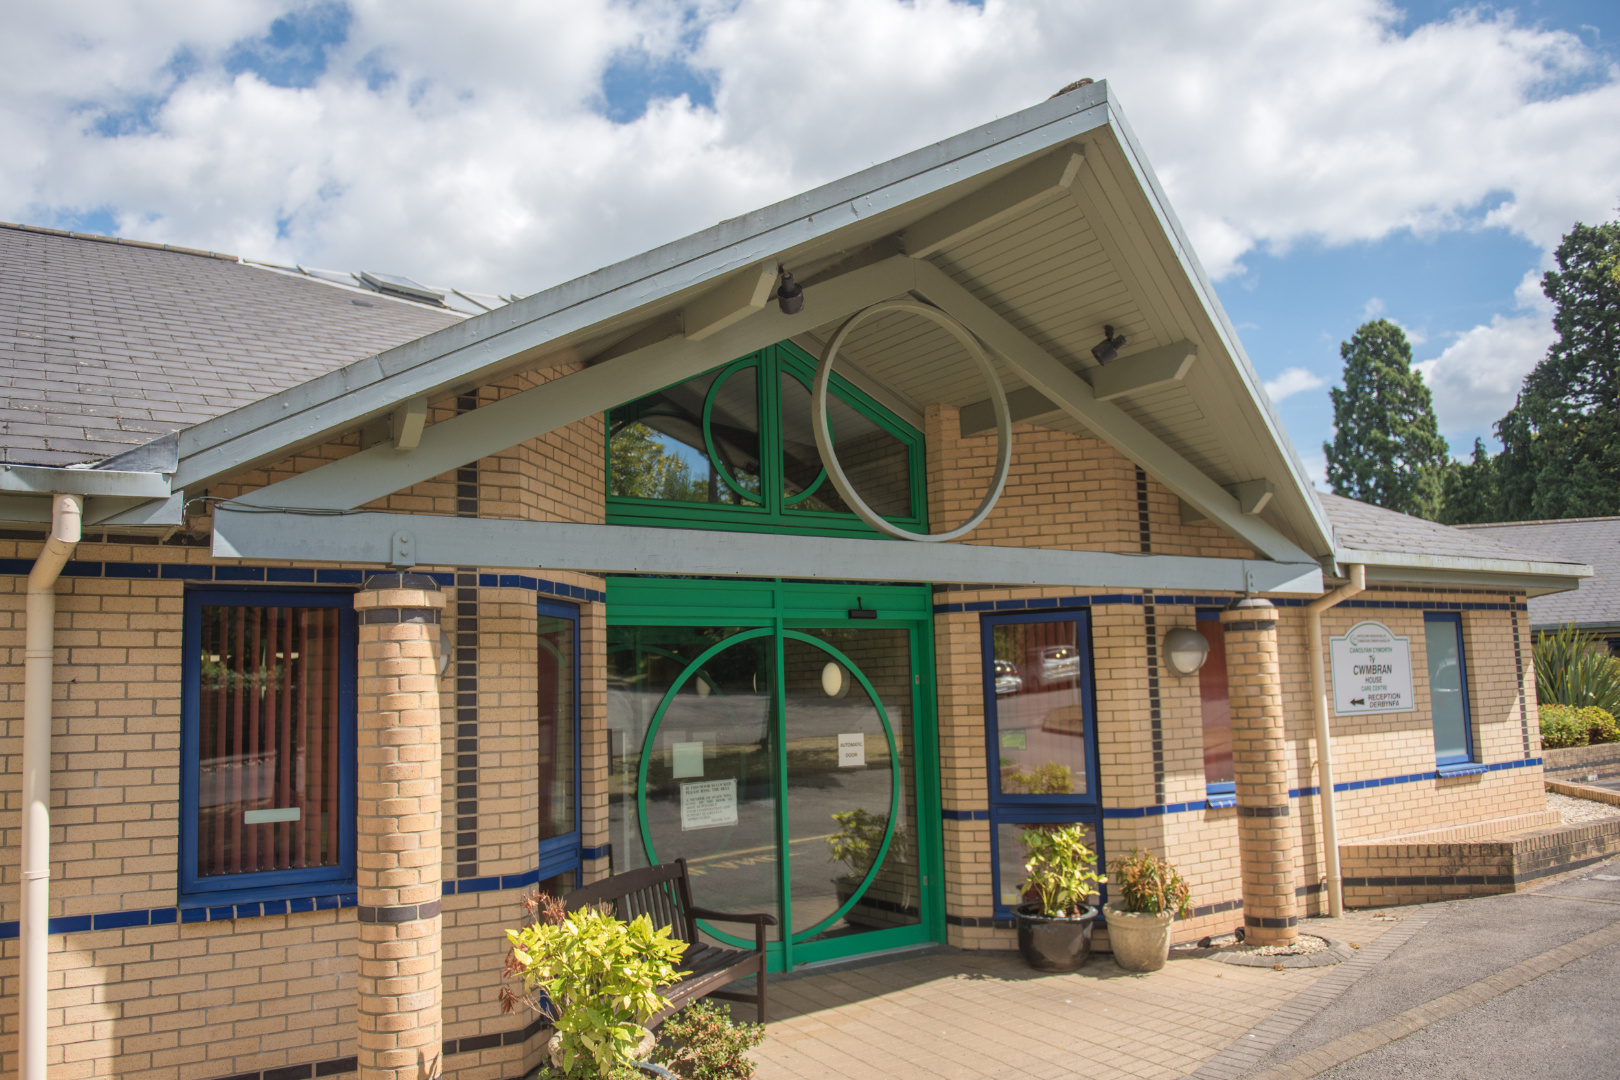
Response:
[1494,220,1620,520]
[1440,438,1499,524]
[1324,319,1450,520]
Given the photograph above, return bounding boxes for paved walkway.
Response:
[752,911,1407,1080]
[749,854,1620,1080]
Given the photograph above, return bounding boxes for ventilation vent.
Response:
[359,270,446,306]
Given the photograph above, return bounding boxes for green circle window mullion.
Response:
[701,359,763,506]
[772,619,793,971]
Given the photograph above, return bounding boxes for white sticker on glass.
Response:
[681,779,738,830]
[244,807,301,824]
[672,741,704,779]
[838,733,866,768]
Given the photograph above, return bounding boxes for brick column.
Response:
[1221,597,1297,945]
[354,572,447,1080]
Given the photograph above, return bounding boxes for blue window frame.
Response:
[1423,612,1475,768]
[536,599,583,884]
[980,610,1103,919]
[180,588,356,906]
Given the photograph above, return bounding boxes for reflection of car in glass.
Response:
[1025,645,1079,689]
[994,659,1023,696]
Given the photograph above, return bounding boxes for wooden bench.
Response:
[563,858,776,1025]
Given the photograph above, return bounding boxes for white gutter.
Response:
[1307,562,1364,918]
[21,495,82,1080]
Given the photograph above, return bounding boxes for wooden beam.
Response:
[959,386,1063,437]
[392,397,427,452]
[1088,341,1197,401]
[682,261,778,341]
[903,147,1085,259]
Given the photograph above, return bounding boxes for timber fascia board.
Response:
[1336,545,1592,590]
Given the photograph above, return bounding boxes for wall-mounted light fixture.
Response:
[776,269,804,315]
[1163,627,1211,676]
[1091,324,1128,365]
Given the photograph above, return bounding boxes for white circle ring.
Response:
[813,299,1013,542]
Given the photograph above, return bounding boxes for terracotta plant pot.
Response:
[1102,901,1175,972]
[1014,903,1097,972]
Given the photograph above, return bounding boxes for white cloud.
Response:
[1362,297,1386,320]
[1263,367,1326,402]
[1415,270,1555,438]
[0,0,1616,295]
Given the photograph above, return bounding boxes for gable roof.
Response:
[1455,517,1620,628]
[160,80,1335,563]
[0,222,467,466]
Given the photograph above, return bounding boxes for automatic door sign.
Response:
[1330,621,1414,716]
[681,779,738,830]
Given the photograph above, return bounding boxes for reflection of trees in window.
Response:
[609,422,709,502]
[608,365,762,505]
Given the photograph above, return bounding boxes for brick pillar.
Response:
[354,572,447,1080]
[1222,597,1297,945]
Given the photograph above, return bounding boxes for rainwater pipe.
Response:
[1307,561,1365,918]
[21,494,82,1080]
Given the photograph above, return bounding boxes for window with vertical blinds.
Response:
[182,590,356,903]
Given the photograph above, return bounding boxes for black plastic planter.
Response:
[1014,903,1098,972]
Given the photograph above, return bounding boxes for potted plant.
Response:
[501,892,689,1079]
[1012,824,1104,971]
[1103,848,1192,973]
[828,808,915,929]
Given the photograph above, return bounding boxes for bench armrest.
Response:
[688,906,779,928]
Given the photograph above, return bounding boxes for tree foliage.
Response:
[609,423,709,502]
[1325,319,1450,520]
[1439,438,1498,525]
[1491,220,1620,521]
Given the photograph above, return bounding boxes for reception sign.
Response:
[1330,620,1414,716]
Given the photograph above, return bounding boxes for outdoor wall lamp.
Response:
[1091,324,1127,364]
[1163,627,1210,676]
[776,269,804,314]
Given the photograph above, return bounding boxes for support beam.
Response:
[959,386,1067,437]
[234,257,917,512]
[213,506,1324,594]
[1088,340,1197,401]
[681,260,778,341]
[392,397,427,451]
[902,147,1085,258]
[1229,478,1274,516]
[909,260,1315,564]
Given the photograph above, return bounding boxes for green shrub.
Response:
[1107,848,1192,918]
[1540,705,1589,749]
[1540,704,1619,748]
[1534,625,1620,716]
[501,893,688,1079]
[1017,824,1104,917]
[653,999,767,1080]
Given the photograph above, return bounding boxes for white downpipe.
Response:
[1307,562,1365,919]
[21,494,82,1080]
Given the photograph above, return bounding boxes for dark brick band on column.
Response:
[1512,598,1531,758]
[1222,595,1298,946]
[1133,466,1152,554]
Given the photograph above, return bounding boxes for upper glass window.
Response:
[1424,613,1474,766]
[607,342,924,537]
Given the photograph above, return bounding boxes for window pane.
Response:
[537,613,576,841]
[779,372,911,517]
[1197,619,1233,787]
[197,605,342,878]
[1426,619,1470,760]
[996,821,1099,910]
[991,621,1088,797]
[608,366,761,505]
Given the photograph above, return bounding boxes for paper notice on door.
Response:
[672,741,704,779]
[838,733,866,768]
[681,779,737,830]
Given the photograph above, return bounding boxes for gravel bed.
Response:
[1202,932,1332,957]
[1547,790,1620,824]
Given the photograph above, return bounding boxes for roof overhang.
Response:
[1331,546,1593,598]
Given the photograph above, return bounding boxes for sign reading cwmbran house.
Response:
[1330,621,1414,716]
[680,779,738,830]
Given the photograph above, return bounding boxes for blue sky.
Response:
[7,1,1618,489]
[1222,1,1619,477]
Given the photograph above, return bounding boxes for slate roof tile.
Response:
[1,223,465,465]
[1456,518,1620,632]
[1317,491,1572,566]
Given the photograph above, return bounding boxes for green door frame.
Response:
[607,576,944,971]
